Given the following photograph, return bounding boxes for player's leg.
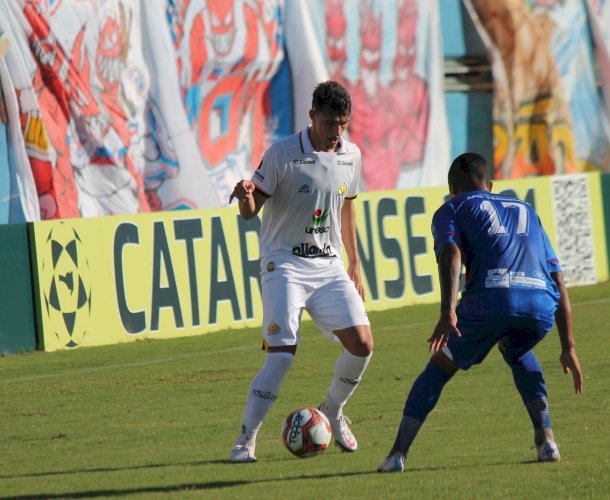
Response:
[231,347,295,462]
[379,315,497,472]
[308,275,372,452]
[230,277,305,463]
[498,318,559,461]
[322,324,373,451]
[378,350,458,472]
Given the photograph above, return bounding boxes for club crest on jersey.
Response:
[267,261,275,272]
[337,183,348,196]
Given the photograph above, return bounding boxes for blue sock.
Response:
[503,350,551,429]
[391,361,453,455]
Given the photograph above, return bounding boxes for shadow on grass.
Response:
[1,469,377,499]
[0,459,229,480]
[1,459,544,499]
[407,458,541,472]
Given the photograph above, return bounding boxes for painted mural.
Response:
[0,0,609,223]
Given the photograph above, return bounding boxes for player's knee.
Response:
[265,350,295,373]
[358,330,374,356]
[335,325,373,356]
[498,343,521,366]
[347,340,372,357]
[431,350,459,376]
[360,333,373,355]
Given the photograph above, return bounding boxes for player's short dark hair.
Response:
[448,152,491,191]
[311,81,351,116]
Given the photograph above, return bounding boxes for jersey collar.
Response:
[300,126,348,155]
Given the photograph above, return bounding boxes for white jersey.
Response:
[252,126,362,279]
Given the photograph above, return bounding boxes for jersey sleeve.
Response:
[251,143,283,196]
[346,154,361,199]
[431,202,460,260]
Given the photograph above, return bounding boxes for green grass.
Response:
[1,282,609,499]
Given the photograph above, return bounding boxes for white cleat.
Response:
[229,444,257,463]
[537,440,560,462]
[319,402,357,452]
[377,453,405,473]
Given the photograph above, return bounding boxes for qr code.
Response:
[551,175,596,286]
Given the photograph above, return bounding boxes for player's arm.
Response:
[551,271,583,394]
[229,180,269,220]
[341,197,365,300]
[428,243,462,352]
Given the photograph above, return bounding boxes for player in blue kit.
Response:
[378,152,583,473]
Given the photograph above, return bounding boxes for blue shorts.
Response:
[443,314,555,370]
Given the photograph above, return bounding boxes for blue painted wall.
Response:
[441,0,493,167]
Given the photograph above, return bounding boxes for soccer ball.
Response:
[281,407,332,458]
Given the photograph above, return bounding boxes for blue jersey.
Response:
[431,190,561,322]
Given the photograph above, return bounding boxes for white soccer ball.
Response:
[281,406,332,458]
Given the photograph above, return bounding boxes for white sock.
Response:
[324,350,372,418]
[236,351,294,446]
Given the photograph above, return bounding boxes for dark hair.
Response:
[448,152,491,191]
[311,81,351,116]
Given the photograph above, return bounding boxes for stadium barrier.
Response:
[602,173,610,274]
[0,172,608,354]
[0,223,37,354]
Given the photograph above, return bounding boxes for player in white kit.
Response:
[228,81,373,462]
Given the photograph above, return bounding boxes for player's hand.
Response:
[347,262,366,301]
[428,310,461,353]
[560,347,583,394]
[229,180,255,204]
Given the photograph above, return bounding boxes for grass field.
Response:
[1,281,609,499]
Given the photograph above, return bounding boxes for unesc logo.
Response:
[306,208,330,234]
[41,223,92,348]
[311,209,329,226]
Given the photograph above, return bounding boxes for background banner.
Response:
[29,209,264,351]
[0,1,609,221]
[286,0,450,191]
[27,172,608,351]
[463,0,610,178]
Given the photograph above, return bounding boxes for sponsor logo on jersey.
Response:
[293,158,315,165]
[311,209,329,226]
[292,243,335,258]
[267,321,282,334]
[254,170,265,181]
[298,184,311,193]
[305,226,329,234]
[338,160,353,166]
[485,268,509,288]
[337,183,348,196]
[305,208,330,234]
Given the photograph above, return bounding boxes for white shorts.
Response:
[261,271,369,347]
